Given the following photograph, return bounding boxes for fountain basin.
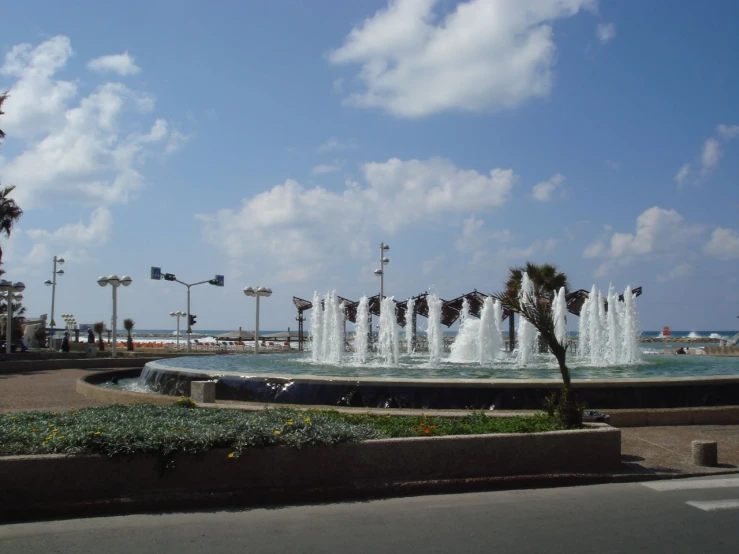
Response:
[132,354,739,410]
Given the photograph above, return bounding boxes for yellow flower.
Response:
[304,417,311,424]
[287,419,294,425]
[58,436,65,439]
[94,431,101,435]
[227,452,237,458]
[273,430,281,435]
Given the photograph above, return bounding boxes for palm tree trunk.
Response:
[508,312,515,352]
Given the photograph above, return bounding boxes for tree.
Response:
[0,91,7,141]
[496,262,581,428]
[93,321,105,351]
[123,318,135,351]
[503,262,569,351]
[0,93,24,265]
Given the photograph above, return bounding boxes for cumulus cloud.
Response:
[454,216,512,265]
[531,172,565,201]
[674,163,691,186]
[87,51,141,76]
[22,207,113,265]
[596,23,616,44]
[0,35,76,137]
[583,206,705,277]
[0,36,186,210]
[198,158,518,282]
[656,262,691,283]
[701,138,721,175]
[703,227,739,261]
[328,0,596,117]
[717,123,739,140]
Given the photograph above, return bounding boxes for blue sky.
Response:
[1,0,738,333]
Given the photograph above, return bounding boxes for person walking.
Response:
[61,332,70,353]
[87,328,95,343]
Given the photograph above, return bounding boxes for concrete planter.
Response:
[0,424,619,521]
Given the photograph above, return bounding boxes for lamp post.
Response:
[44,256,65,343]
[170,311,186,350]
[97,274,132,358]
[244,286,272,354]
[373,242,390,300]
[0,280,26,355]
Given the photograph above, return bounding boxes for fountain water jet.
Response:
[378,296,400,364]
[354,296,369,363]
[405,297,415,354]
[426,292,443,366]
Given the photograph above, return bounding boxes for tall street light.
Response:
[244,286,272,354]
[97,274,132,358]
[0,280,25,355]
[170,311,186,350]
[373,242,390,299]
[44,256,65,342]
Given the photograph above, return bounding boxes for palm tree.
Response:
[503,262,569,351]
[0,94,24,265]
[0,91,7,141]
[123,318,135,351]
[496,261,579,428]
[93,321,105,351]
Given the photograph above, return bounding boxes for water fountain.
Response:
[426,292,443,366]
[378,296,400,364]
[354,296,369,363]
[579,285,641,365]
[405,297,415,354]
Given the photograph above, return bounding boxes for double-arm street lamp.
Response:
[44,255,65,340]
[0,280,25,354]
[61,314,78,342]
[97,274,132,358]
[373,242,390,299]
[170,311,186,350]
[244,286,272,354]
[151,268,224,353]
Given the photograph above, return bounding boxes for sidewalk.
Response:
[2,366,738,478]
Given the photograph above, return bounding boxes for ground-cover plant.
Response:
[0,405,565,459]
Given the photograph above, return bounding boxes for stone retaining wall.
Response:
[0,423,619,521]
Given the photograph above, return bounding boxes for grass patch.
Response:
[0,405,565,458]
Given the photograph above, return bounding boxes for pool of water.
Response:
[150,351,739,380]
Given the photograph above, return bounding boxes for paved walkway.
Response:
[2,366,738,477]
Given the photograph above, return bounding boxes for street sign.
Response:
[150,266,162,280]
[213,274,225,287]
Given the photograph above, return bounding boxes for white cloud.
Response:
[656,262,691,283]
[596,23,616,44]
[22,207,113,266]
[703,227,739,261]
[328,0,596,118]
[701,138,721,175]
[0,35,76,137]
[531,172,565,201]
[316,137,357,153]
[717,123,739,140]
[87,51,141,76]
[198,157,518,282]
[584,206,705,276]
[0,37,186,210]
[454,216,512,259]
[674,163,691,186]
[311,162,342,175]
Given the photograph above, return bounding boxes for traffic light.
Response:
[163,273,176,281]
[189,314,197,326]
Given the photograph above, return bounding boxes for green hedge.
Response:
[0,404,564,458]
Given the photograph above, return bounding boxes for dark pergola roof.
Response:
[294,286,643,326]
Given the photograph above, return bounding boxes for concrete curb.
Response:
[0,424,620,523]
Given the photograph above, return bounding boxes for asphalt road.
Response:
[2,475,739,553]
